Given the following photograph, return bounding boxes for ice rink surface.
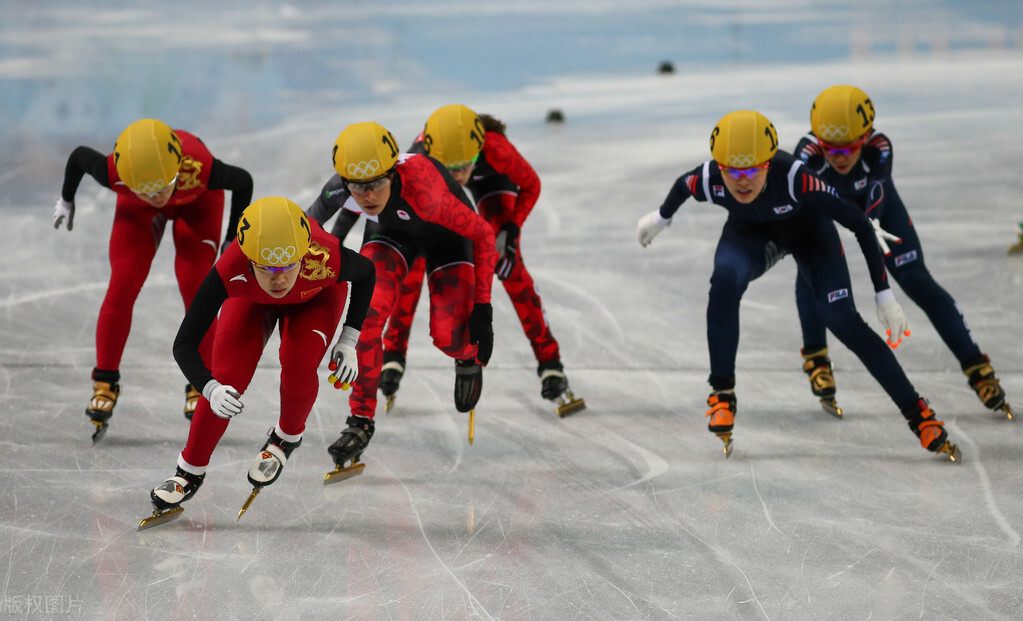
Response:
[3,2,1023,619]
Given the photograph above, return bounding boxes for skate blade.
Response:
[556,394,587,418]
[1008,236,1023,255]
[936,441,962,464]
[1000,402,1014,421]
[385,394,396,413]
[90,420,108,444]
[324,461,365,485]
[237,486,262,520]
[468,408,475,445]
[138,506,184,530]
[716,433,733,458]
[819,398,843,418]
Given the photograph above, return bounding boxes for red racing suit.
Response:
[172,220,375,469]
[59,130,253,383]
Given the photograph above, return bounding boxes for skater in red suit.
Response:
[54,118,253,440]
[306,121,496,475]
[310,105,584,416]
[145,197,375,522]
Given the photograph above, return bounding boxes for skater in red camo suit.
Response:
[148,197,375,516]
[307,121,496,474]
[311,105,584,416]
[53,118,253,439]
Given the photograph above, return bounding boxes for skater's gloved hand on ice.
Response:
[328,326,360,389]
[53,197,75,231]
[637,210,671,247]
[494,222,519,280]
[875,289,911,348]
[469,303,494,365]
[871,219,901,256]
[202,379,243,418]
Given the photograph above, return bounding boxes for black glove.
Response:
[494,222,519,281]
[468,303,494,365]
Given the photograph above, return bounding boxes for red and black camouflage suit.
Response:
[386,125,561,368]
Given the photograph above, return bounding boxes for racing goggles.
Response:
[817,133,868,155]
[251,260,301,274]
[345,172,392,196]
[134,173,180,198]
[447,154,479,174]
[719,161,770,180]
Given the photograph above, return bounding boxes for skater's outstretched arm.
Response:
[53,146,111,231]
[172,268,228,392]
[207,159,254,247]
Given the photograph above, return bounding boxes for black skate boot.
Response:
[237,429,304,519]
[86,375,120,443]
[706,390,737,458]
[801,347,842,418]
[537,360,586,417]
[454,359,482,413]
[140,466,205,530]
[902,398,961,462]
[183,384,200,421]
[379,352,405,413]
[325,415,375,484]
[962,354,1013,420]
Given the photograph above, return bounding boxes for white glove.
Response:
[637,210,671,247]
[328,326,360,389]
[875,289,910,348]
[53,198,75,231]
[870,218,901,255]
[202,379,243,419]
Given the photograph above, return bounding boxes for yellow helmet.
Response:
[113,119,183,193]
[236,197,311,266]
[331,122,400,180]
[422,104,485,167]
[811,85,875,145]
[710,110,778,168]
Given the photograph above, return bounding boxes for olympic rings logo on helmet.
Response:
[261,246,297,265]
[727,154,756,168]
[132,178,171,194]
[346,160,380,179]
[816,124,851,143]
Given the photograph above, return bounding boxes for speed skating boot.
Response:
[801,347,842,418]
[902,398,961,463]
[538,360,586,417]
[706,390,737,458]
[140,466,205,530]
[325,416,375,484]
[378,352,405,413]
[237,429,304,520]
[962,354,1013,420]
[86,380,120,443]
[183,384,200,420]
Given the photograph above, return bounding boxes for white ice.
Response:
[2,2,1023,620]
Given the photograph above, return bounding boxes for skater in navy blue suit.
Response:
[636,109,962,461]
[792,85,1012,420]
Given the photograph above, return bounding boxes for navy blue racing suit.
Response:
[656,151,921,410]
[793,131,983,369]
